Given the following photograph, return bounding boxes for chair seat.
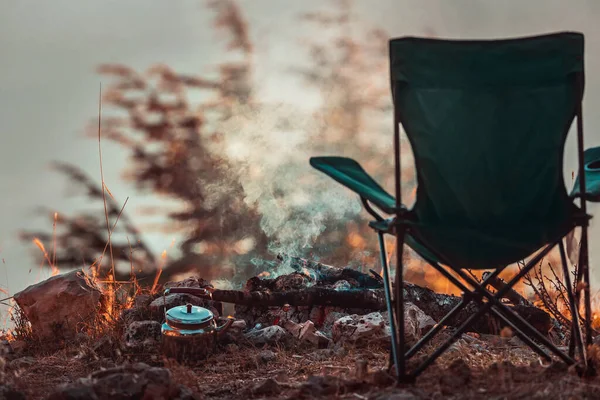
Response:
[370,216,576,270]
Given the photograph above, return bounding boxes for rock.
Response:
[333,280,352,291]
[46,363,199,400]
[220,319,246,345]
[332,312,388,344]
[283,320,330,348]
[133,294,153,308]
[321,310,349,335]
[251,378,283,396]
[123,320,162,352]
[331,303,436,346]
[149,294,219,320]
[13,269,102,340]
[244,325,290,346]
[296,375,341,397]
[0,385,26,400]
[231,319,247,331]
[119,294,154,326]
[404,302,437,335]
[258,349,277,363]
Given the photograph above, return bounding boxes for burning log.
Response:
[277,254,384,288]
[163,259,552,335]
[204,283,551,335]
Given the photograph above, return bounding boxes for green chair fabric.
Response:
[312,32,588,270]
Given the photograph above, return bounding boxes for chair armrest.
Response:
[309,156,397,214]
[571,146,600,202]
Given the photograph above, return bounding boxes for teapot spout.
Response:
[215,316,235,337]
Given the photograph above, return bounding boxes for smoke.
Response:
[216,102,363,276]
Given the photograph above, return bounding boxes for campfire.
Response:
[1,250,598,399]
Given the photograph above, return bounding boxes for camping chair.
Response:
[310,32,599,382]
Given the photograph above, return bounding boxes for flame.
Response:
[257,271,271,278]
[103,272,116,321]
[150,250,168,294]
[347,231,366,249]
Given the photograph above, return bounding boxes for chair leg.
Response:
[394,225,408,382]
[580,227,593,346]
[377,232,400,378]
[559,242,587,364]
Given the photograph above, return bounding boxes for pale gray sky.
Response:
[1,0,600,312]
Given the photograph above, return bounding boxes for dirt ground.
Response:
[5,331,600,400]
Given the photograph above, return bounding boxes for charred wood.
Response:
[277,254,386,289]
[204,283,552,335]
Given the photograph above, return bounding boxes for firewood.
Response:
[277,254,383,288]
[200,283,552,335]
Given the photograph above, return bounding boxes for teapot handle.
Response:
[215,317,235,337]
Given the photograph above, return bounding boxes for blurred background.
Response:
[1,0,600,321]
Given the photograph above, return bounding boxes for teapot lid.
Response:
[165,303,214,326]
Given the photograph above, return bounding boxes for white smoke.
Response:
[216,102,363,276]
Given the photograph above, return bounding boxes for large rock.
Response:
[45,363,198,400]
[332,303,436,345]
[283,320,330,348]
[244,325,291,346]
[13,269,103,340]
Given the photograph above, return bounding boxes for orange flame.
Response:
[150,250,168,294]
[257,271,271,278]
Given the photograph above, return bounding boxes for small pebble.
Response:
[258,350,277,363]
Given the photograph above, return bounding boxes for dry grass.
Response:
[4,322,600,400]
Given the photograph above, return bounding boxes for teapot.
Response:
[161,287,233,360]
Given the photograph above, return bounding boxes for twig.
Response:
[97,83,116,280]
[93,197,130,272]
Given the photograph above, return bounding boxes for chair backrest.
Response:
[389,32,584,231]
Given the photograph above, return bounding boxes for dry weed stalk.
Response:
[521,258,580,331]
